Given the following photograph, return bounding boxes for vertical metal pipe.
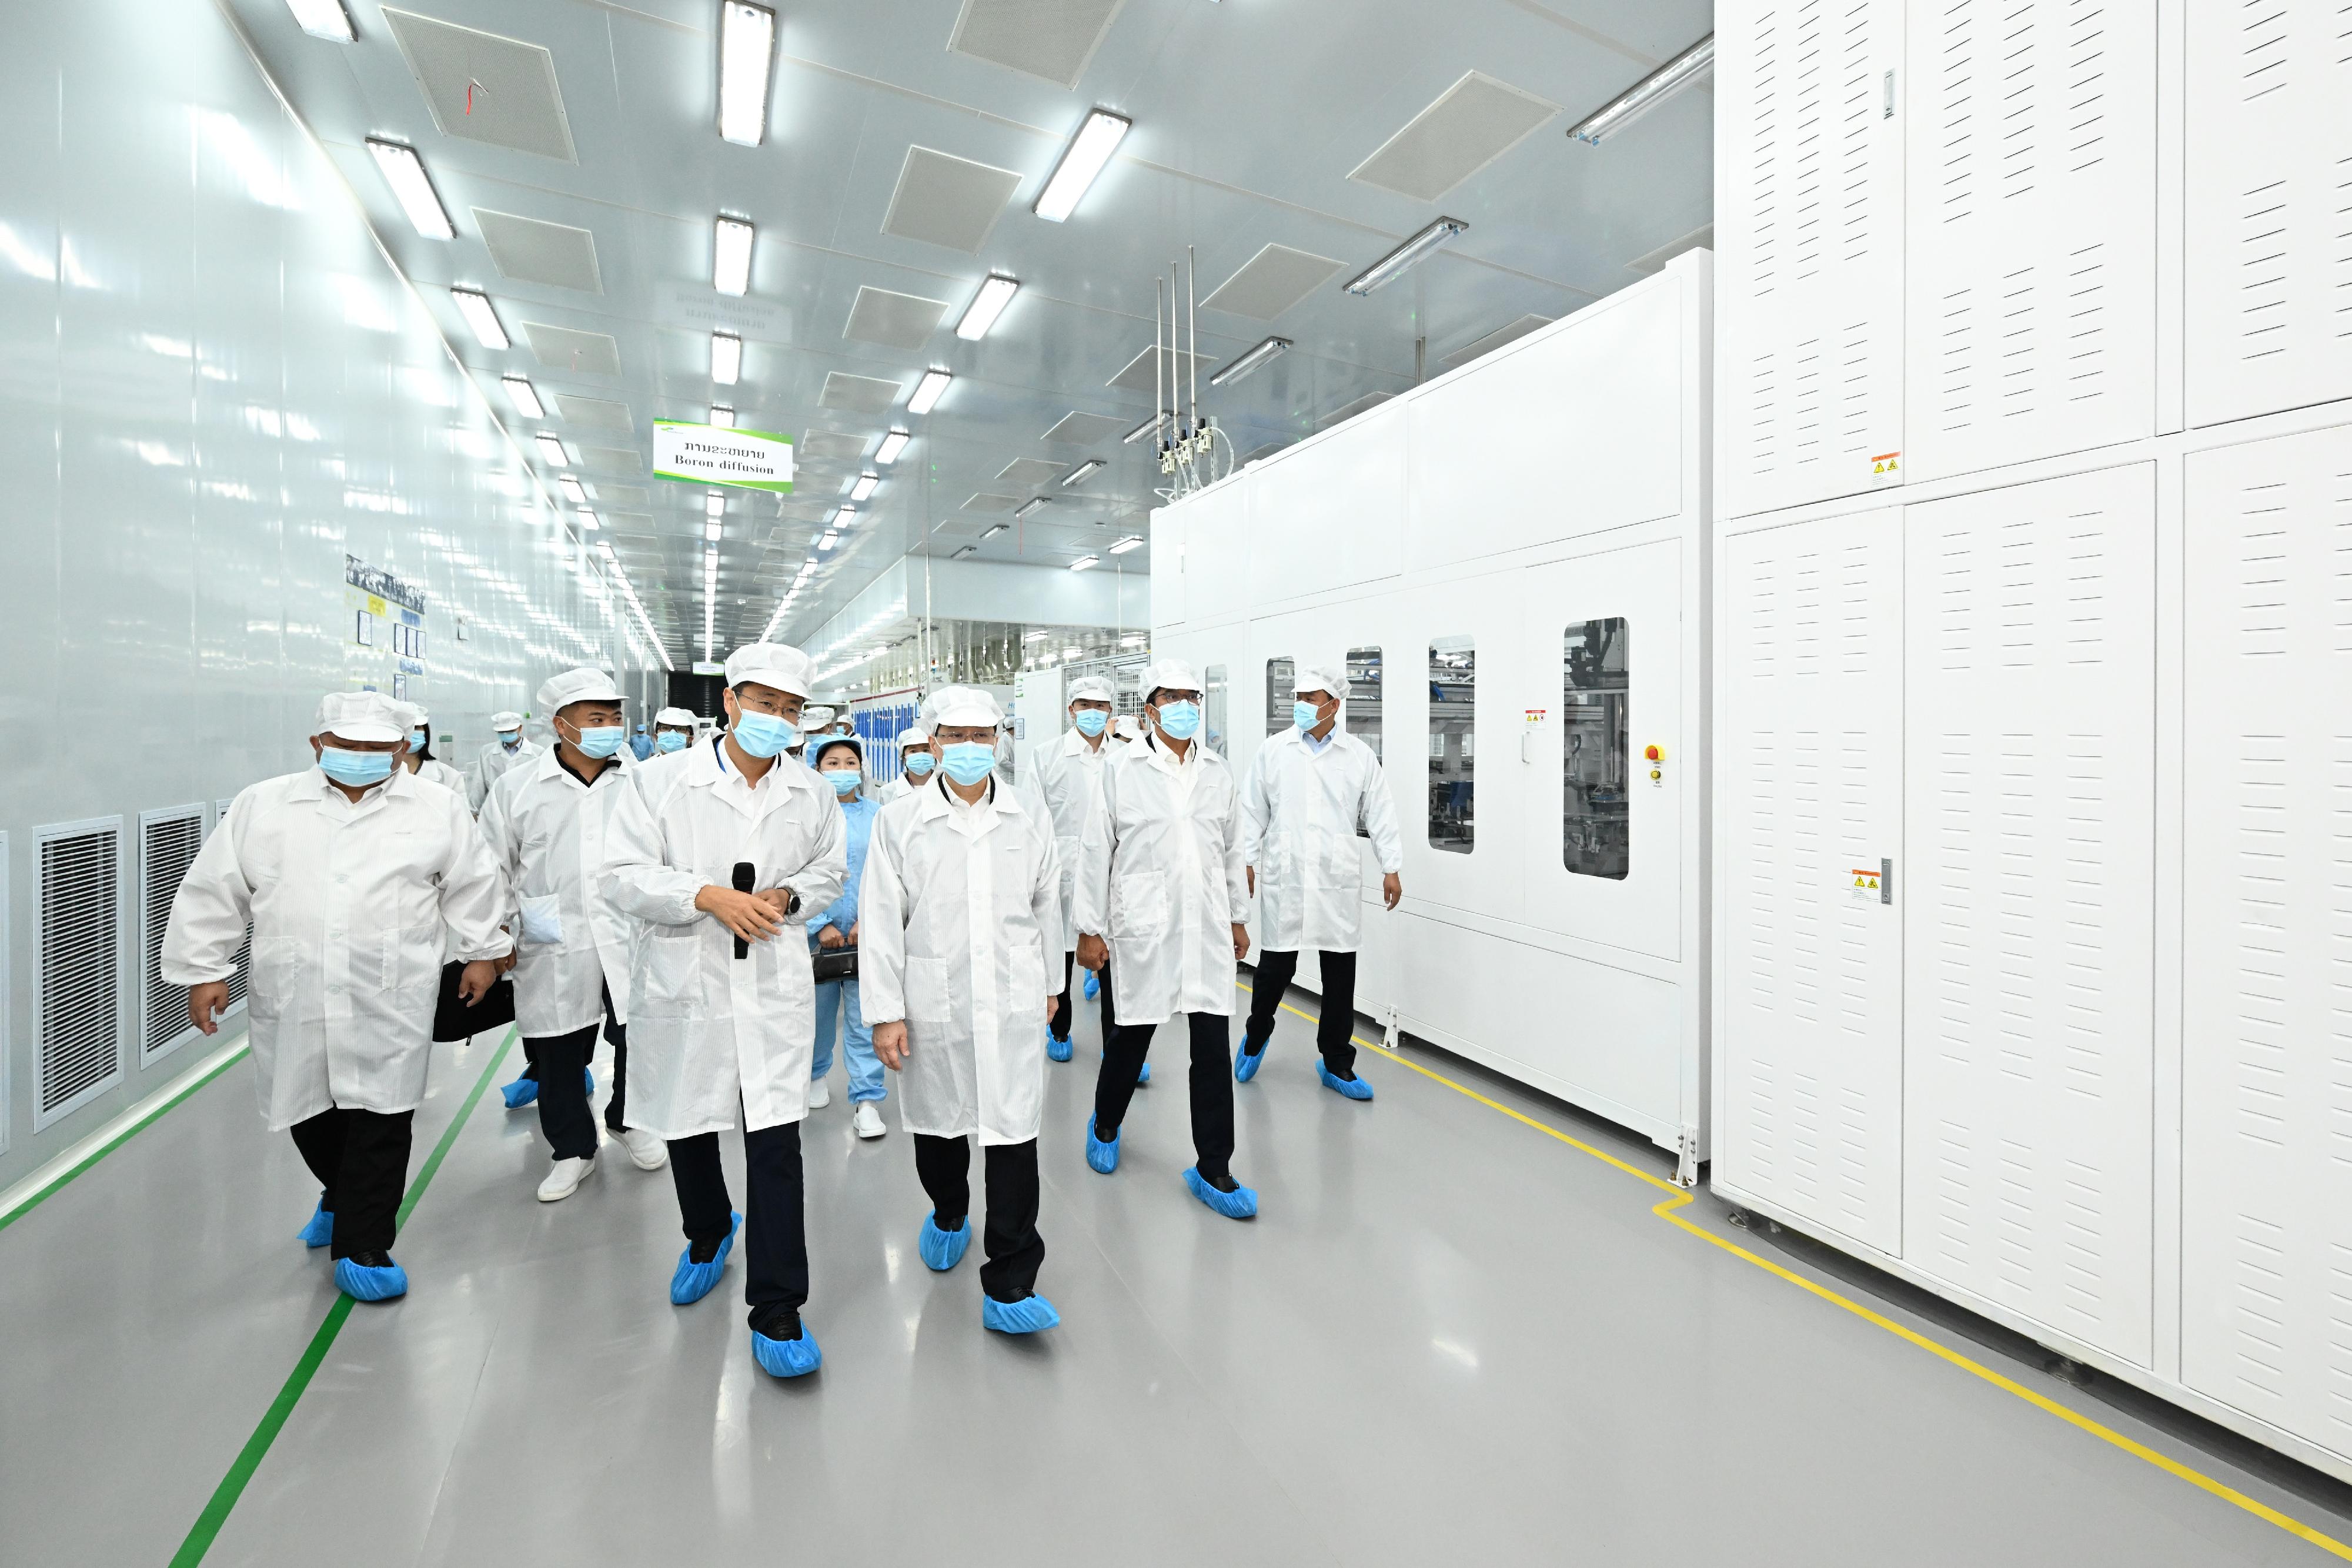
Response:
[1187,245,1199,453]
[1154,276,1165,460]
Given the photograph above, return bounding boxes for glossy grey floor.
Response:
[3,979,2347,1567]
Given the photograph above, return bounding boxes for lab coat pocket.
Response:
[249,937,300,1019]
[518,893,565,947]
[905,956,952,1024]
[1110,875,1167,940]
[642,928,703,1014]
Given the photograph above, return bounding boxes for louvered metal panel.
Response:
[214,800,249,1013]
[33,817,126,1130]
[0,830,9,1155]
[139,805,206,1065]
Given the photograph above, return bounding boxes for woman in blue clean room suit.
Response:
[808,734,887,1139]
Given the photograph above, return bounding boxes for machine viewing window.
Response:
[1204,664,1228,757]
[1563,618,1629,880]
[1428,637,1474,853]
[1347,647,1382,761]
[1265,657,1294,735]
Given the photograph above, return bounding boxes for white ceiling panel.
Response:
[474,209,602,293]
[381,8,577,163]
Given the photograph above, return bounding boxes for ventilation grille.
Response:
[1347,71,1559,202]
[1040,410,1128,446]
[947,0,1125,88]
[382,8,577,162]
[214,802,249,1011]
[995,457,1065,487]
[1199,243,1344,320]
[553,394,633,432]
[879,147,1023,254]
[475,209,603,293]
[524,322,622,378]
[843,286,950,350]
[818,372,904,413]
[139,808,205,1062]
[36,818,123,1125]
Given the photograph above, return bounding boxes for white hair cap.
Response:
[1113,714,1143,738]
[896,726,930,745]
[490,711,525,732]
[1067,675,1117,705]
[1291,661,1350,701]
[801,704,837,727]
[723,641,814,697]
[315,690,409,744]
[1138,658,1202,700]
[928,686,1004,729]
[536,667,624,714]
[655,707,699,727]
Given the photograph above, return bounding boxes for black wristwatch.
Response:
[783,888,801,917]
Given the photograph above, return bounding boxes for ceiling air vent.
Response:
[140,805,206,1064]
[947,0,1125,89]
[35,817,126,1129]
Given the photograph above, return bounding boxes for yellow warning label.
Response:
[1850,867,1882,901]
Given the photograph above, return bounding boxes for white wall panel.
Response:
[1716,507,1905,1253]
[1245,406,1406,606]
[1900,466,2156,1366]
[2181,423,2352,1464]
[1903,0,2159,482]
[2185,1,2352,428]
[1716,0,1907,519]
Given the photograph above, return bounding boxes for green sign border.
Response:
[651,417,795,493]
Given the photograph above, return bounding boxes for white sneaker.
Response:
[536,1156,596,1202]
[618,1127,667,1171]
[852,1102,886,1140]
[807,1078,832,1110]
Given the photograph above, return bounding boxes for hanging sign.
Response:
[653,419,795,492]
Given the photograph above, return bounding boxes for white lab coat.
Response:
[160,768,513,1131]
[1073,734,1248,1025]
[877,775,914,804]
[600,738,846,1138]
[1240,727,1405,952]
[411,758,467,796]
[468,737,543,810]
[1023,727,1112,953]
[477,748,639,1036]
[860,781,1060,1144]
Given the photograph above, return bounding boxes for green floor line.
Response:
[168,1028,516,1568]
[0,1044,251,1237]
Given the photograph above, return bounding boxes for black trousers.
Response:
[1050,951,1114,1044]
[667,1118,807,1326]
[289,1106,415,1259]
[527,985,629,1161]
[1094,1012,1235,1183]
[913,1135,1044,1302]
[1244,950,1359,1076]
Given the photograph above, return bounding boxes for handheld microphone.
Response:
[731,861,755,958]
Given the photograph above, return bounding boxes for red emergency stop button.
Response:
[1643,744,1663,763]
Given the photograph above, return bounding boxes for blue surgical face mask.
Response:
[500,733,522,751]
[1156,700,1201,740]
[409,728,427,750]
[1073,709,1108,737]
[573,725,624,760]
[731,708,798,758]
[656,731,688,753]
[320,746,394,787]
[1293,700,1325,733]
[826,769,861,797]
[903,751,935,777]
[940,742,996,786]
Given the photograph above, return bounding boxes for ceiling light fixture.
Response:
[534,433,569,465]
[1023,628,1051,641]
[1033,108,1131,223]
[366,139,453,240]
[717,1,778,147]
[1015,497,1047,519]
[1060,459,1104,487]
[817,531,840,550]
[849,472,880,502]
[704,520,723,541]
[1122,411,1168,444]
[285,0,355,41]
[1567,32,1715,145]
[832,506,856,527]
[951,544,978,560]
[1210,336,1291,386]
[1342,217,1469,296]
[980,523,1008,540]
[711,332,742,385]
[576,508,599,530]
[907,368,951,415]
[1108,533,1144,554]
[956,273,1020,340]
[448,286,507,349]
[559,476,587,504]
[1068,554,1099,571]
[502,376,544,419]
[713,215,754,296]
[874,429,911,464]
[709,404,734,427]
[704,493,725,519]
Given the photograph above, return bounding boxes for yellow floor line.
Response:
[1237,978,2352,1562]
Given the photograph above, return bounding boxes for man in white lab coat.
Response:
[468,710,542,810]
[875,726,934,803]
[479,668,669,1201]
[651,706,699,755]
[161,690,513,1303]
[1023,675,1120,1064]
[1073,659,1259,1219]
[600,641,846,1379]
[1237,660,1406,1099]
[865,687,1065,1333]
[397,706,468,796]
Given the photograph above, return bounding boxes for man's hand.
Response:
[697,885,783,945]
[188,982,230,1036]
[1246,865,1255,897]
[816,924,846,950]
[755,887,797,920]
[847,920,860,945]
[1382,872,1403,911]
[457,959,501,1004]
[1075,932,1108,972]
[874,1019,910,1071]
[1047,996,1059,1024]
[1231,922,1250,962]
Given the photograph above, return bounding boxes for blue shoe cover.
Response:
[1318,1062,1375,1101]
[584,1068,594,1096]
[296,1198,334,1249]
[1083,971,1100,1001]
[1234,1038,1268,1083]
[983,1293,1061,1335]
[1085,1115,1120,1175]
[670,1212,740,1305]
[750,1323,822,1378]
[1045,1029,1073,1064]
[335,1256,409,1301]
[1135,1060,1152,1086]
[500,1074,539,1110]
[919,1213,971,1272]
[1184,1166,1259,1219]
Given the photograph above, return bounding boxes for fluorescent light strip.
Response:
[704,493,725,519]
[832,507,856,527]
[907,369,951,416]
[849,472,879,502]
[1033,109,1131,223]
[980,523,1008,540]
[285,0,354,42]
[1068,554,1099,571]
[502,376,544,419]
[951,545,977,560]
[713,215,754,296]
[709,404,734,427]
[874,429,910,464]
[956,273,1020,340]
[1568,32,1715,145]
[1342,217,1469,296]
[711,332,742,385]
[1122,410,1168,444]
[717,2,777,147]
[705,521,723,541]
[1060,459,1104,487]
[534,433,568,465]
[366,139,453,240]
[817,531,840,550]
[449,286,507,350]
[576,508,599,530]
[1108,533,1144,554]
[1210,335,1291,386]
[558,476,587,504]
[1014,497,1047,519]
